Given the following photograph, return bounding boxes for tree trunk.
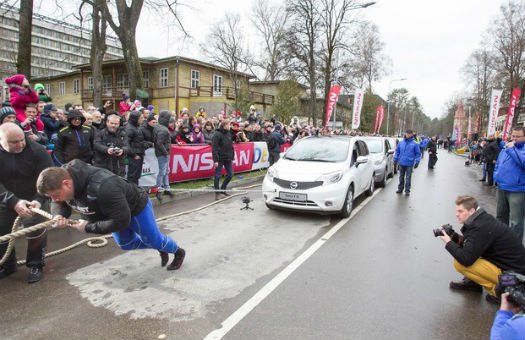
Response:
[90,2,107,107]
[118,28,143,100]
[17,0,33,79]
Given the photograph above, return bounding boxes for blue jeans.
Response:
[156,155,169,189]
[398,165,413,193]
[496,189,525,242]
[214,160,233,191]
[112,200,179,253]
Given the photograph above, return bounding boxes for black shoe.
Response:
[215,193,223,200]
[27,266,43,284]
[155,192,163,202]
[164,189,174,197]
[405,192,410,196]
[486,294,500,305]
[159,251,169,267]
[167,248,185,271]
[449,277,482,292]
[222,191,231,197]
[479,178,486,182]
[0,265,17,280]
[396,190,403,194]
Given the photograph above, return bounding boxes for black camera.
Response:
[433,224,455,237]
[496,272,525,310]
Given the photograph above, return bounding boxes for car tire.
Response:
[365,177,375,196]
[339,185,354,218]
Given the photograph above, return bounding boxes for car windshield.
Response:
[284,138,349,162]
[365,140,383,153]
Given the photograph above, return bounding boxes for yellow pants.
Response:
[453,258,502,296]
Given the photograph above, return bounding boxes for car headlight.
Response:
[317,170,344,185]
[267,167,278,181]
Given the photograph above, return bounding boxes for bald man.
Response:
[0,122,53,283]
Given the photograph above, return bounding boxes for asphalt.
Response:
[0,150,503,339]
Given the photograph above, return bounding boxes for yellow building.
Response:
[33,56,274,116]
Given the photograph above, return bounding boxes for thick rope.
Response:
[0,184,261,266]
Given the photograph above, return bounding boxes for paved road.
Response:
[0,150,501,339]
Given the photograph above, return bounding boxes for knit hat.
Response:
[43,103,57,115]
[0,106,16,124]
[274,123,282,132]
[4,74,25,86]
[34,83,45,91]
[147,104,154,111]
[193,123,201,130]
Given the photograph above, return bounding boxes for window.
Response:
[213,74,223,94]
[58,81,65,96]
[191,69,200,88]
[159,68,168,87]
[143,71,149,88]
[45,84,52,96]
[117,73,128,89]
[87,77,93,90]
[357,141,369,156]
[73,79,80,94]
[235,79,241,90]
[103,74,112,90]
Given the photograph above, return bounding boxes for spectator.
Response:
[483,134,500,187]
[40,103,63,142]
[92,110,104,130]
[394,130,421,196]
[247,105,258,125]
[0,106,17,125]
[83,112,93,127]
[22,103,48,146]
[268,124,285,165]
[167,117,177,144]
[195,107,207,119]
[119,95,132,115]
[97,100,113,117]
[202,121,215,144]
[494,126,525,241]
[5,74,40,131]
[154,111,174,201]
[191,124,205,144]
[211,120,234,200]
[93,113,129,177]
[52,109,94,165]
[126,111,152,185]
[490,292,525,339]
[33,83,52,102]
[141,113,157,144]
[251,124,264,142]
[176,124,192,144]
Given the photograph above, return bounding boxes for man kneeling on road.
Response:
[36,159,185,271]
[437,195,525,304]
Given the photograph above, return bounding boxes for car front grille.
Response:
[272,198,319,207]
[274,178,323,190]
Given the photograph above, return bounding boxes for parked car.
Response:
[362,137,395,187]
[386,137,401,174]
[262,136,375,218]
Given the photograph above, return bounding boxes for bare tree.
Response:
[17,0,33,79]
[251,0,289,81]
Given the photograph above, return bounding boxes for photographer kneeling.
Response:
[437,195,525,304]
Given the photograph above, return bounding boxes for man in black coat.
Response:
[438,195,525,304]
[37,159,185,271]
[211,120,234,200]
[0,123,54,283]
[93,113,130,177]
[482,134,500,186]
[126,111,153,185]
[53,109,94,165]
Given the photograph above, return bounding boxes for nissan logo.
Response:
[290,182,298,189]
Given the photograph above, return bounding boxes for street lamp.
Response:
[386,77,406,136]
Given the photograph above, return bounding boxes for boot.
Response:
[215,192,223,200]
[159,251,169,267]
[221,191,231,197]
[164,188,174,197]
[156,192,163,202]
[449,277,482,292]
[167,248,185,271]
[27,266,43,284]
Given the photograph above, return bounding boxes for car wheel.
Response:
[365,177,375,196]
[339,185,354,218]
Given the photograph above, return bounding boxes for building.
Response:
[32,56,275,115]
[0,2,123,81]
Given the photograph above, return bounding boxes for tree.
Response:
[273,80,303,123]
[17,0,33,79]
[251,0,289,81]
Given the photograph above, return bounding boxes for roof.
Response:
[32,70,80,82]
[250,80,308,89]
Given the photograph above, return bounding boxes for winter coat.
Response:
[211,127,234,162]
[203,128,215,144]
[4,74,41,131]
[154,111,172,157]
[394,137,421,167]
[50,159,149,234]
[93,126,130,177]
[53,110,94,165]
[483,139,501,163]
[494,142,525,192]
[41,112,63,141]
[126,111,152,157]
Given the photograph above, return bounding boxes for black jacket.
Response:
[0,139,53,209]
[482,139,500,162]
[126,111,152,157]
[51,159,149,234]
[154,111,172,157]
[445,209,525,273]
[93,126,130,177]
[53,110,94,165]
[211,127,234,162]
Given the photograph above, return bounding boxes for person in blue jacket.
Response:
[394,130,421,196]
[494,126,525,241]
[490,292,525,340]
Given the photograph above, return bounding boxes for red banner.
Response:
[325,84,342,127]
[373,107,380,133]
[374,106,384,133]
[503,88,521,141]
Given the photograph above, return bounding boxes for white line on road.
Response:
[203,186,384,340]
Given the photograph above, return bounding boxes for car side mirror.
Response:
[387,149,395,155]
[355,155,368,167]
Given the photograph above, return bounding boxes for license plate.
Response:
[279,191,307,201]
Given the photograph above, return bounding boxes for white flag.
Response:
[487,89,503,136]
[352,88,364,130]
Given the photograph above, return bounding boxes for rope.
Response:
[0,184,261,266]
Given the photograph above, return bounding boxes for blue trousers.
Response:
[156,155,169,189]
[214,160,233,191]
[398,165,414,193]
[112,200,179,253]
[497,189,525,242]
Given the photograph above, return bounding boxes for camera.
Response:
[496,272,525,310]
[433,224,455,237]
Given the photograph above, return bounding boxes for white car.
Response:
[262,136,375,217]
[362,137,395,187]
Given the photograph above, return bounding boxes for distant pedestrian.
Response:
[211,120,234,200]
[427,136,438,169]
[482,134,500,187]
[394,130,421,196]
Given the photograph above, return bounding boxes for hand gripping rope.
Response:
[0,184,263,266]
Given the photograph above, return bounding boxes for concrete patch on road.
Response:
[66,197,329,321]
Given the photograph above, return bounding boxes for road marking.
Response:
[204,187,383,340]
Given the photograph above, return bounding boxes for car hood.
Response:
[271,159,345,181]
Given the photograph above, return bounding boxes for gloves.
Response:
[414,162,419,169]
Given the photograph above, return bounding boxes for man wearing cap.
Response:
[41,103,63,142]
[0,106,17,125]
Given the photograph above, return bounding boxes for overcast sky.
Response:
[37,0,507,119]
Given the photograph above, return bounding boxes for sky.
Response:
[36,0,507,119]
